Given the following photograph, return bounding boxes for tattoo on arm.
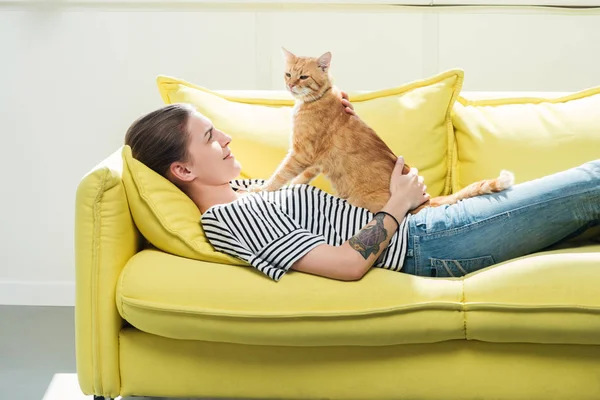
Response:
[348,214,389,260]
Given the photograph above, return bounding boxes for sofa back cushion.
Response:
[452,86,600,192]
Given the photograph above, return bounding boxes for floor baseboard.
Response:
[0,280,75,306]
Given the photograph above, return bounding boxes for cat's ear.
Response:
[281,47,296,63]
[317,51,332,72]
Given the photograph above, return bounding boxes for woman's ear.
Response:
[169,161,195,183]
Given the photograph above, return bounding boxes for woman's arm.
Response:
[291,156,429,281]
[291,202,409,281]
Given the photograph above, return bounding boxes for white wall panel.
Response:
[0,8,256,284]
[266,10,427,91]
[438,9,600,91]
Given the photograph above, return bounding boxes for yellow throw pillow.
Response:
[121,145,248,265]
[157,69,464,198]
[452,87,600,192]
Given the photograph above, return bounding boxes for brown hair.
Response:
[124,103,196,178]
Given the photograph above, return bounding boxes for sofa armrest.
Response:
[74,147,140,398]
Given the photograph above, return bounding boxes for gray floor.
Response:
[0,306,238,400]
[0,305,77,400]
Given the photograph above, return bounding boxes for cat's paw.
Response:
[497,170,515,189]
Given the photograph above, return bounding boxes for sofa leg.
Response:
[94,396,113,400]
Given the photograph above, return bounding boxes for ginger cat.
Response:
[249,48,514,214]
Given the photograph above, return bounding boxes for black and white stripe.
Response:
[200,179,409,282]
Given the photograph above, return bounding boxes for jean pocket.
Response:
[429,255,496,277]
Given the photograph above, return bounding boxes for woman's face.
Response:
[173,111,242,186]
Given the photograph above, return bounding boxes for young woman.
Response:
[124,95,600,282]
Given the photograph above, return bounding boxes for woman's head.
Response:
[125,104,241,191]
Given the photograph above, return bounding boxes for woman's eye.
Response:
[285,73,291,78]
[300,75,308,80]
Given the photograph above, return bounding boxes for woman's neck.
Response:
[186,181,244,214]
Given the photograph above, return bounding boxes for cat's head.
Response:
[282,48,332,101]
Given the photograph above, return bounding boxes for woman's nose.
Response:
[218,131,232,145]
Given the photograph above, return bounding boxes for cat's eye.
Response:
[285,73,291,78]
[300,75,309,80]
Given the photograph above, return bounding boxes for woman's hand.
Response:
[340,91,357,117]
[384,156,430,219]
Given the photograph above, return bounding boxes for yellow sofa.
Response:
[75,87,600,400]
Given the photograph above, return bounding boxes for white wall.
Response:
[1,2,599,305]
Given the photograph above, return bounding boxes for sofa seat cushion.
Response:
[117,243,600,347]
[116,250,466,347]
[463,243,600,345]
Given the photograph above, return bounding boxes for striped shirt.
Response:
[200,179,409,281]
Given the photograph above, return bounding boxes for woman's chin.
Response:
[231,160,242,178]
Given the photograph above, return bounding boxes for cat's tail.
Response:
[454,170,515,201]
[426,170,515,209]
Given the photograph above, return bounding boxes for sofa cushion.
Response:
[121,145,247,264]
[451,86,600,192]
[156,69,464,197]
[116,244,600,347]
[117,250,466,347]
[463,243,600,345]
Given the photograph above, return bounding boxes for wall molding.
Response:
[0,280,75,306]
[0,0,599,5]
[434,1,599,6]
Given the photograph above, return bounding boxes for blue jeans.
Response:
[402,159,600,277]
